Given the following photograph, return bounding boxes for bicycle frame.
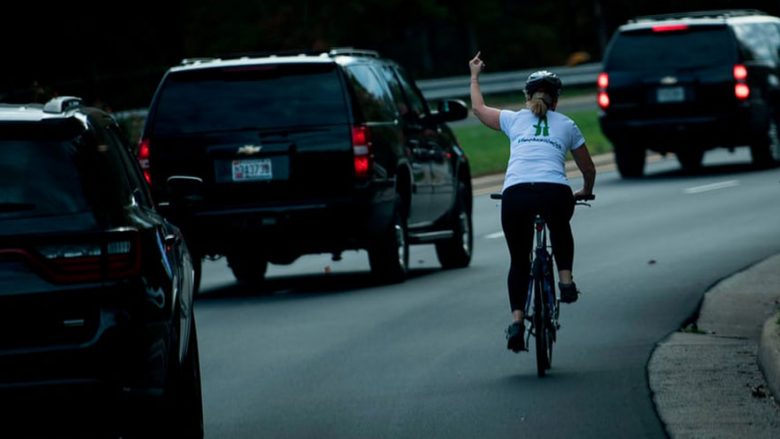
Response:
[523,214,558,376]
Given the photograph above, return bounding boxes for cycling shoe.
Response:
[559,282,580,304]
[506,321,525,352]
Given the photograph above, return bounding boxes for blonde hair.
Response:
[526,91,554,117]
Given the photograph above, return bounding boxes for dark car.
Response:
[0,97,202,437]
[597,9,780,177]
[138,48,472,286]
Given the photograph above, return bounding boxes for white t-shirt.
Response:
[499,109,585,190]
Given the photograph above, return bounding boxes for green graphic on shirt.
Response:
[533,116,549,136]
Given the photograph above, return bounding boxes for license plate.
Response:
[232,159,272,181]
[657,86,685,103]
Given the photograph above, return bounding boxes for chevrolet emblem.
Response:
[237,145,262,155]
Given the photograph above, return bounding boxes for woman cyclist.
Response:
[468,52,596,353]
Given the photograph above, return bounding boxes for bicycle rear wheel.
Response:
[533,277,548,377]
[543,258,556,370]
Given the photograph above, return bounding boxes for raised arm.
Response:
[469,52,501,131]
[572,144,596,198]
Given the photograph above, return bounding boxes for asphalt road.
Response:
[196,148,780,438]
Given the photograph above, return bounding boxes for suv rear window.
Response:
[150,63,349,136]
[605,26,738,71]
[0,123,130,221]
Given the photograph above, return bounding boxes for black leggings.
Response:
[501,183,575,312]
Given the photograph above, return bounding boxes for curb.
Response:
[759,311,780,403]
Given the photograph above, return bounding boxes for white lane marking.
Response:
[485,231,505,239]
[683,180,740,194]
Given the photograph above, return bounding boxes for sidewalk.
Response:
[648,253,780,438]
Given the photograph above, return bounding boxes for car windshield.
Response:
[605,26,737,71]
[151,63,350,136]
[0,123,130,221]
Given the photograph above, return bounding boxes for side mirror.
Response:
[434,99,469,122]
[166,175,204,207]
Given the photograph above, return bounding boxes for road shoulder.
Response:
[648,254,780,438]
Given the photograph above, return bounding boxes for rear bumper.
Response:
[171,192,397,260]
[0,294,173,399]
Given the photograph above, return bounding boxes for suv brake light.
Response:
[597,73,610,110]
[137,138,152,184]
[352,125,372,179]
[652,24,689,32]
[733,64,750,100]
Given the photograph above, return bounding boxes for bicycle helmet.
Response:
[524,70,562,97]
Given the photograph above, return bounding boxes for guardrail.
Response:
[114,62,602,121]
[416,62,601,100]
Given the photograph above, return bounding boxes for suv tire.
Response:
[227,252,269,286]
[435,182,473,269]
[751,116,780,168]
[369,198,409,283]
[155,318,203,438]
[614,143,646,178]
[174,321,204,438]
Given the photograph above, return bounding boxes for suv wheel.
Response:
[751,116,780,168]
[435,182,473,269]
[676,148,704,172]
[368,199,409,283]
[175,321,204,438]
[614,143,646,178]
[157,318,203,438]
[227,252,269,286]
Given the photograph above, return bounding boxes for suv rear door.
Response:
[390,65,455,222]
[144,62,353,209]
[376,64,433,226]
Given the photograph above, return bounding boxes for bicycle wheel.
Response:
[533,276,548,377]
[543,256,556,370]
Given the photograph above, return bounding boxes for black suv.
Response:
[0,97,202,437]
[598,9,780,177]
[139,48,472,285]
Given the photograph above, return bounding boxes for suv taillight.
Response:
[733,64,750,100]
[597,72,610,110]
[352,125,372,179]
[0,231,142,284]
[137,138,152,184]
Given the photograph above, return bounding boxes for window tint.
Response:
[606,26,737,71]
[733,23,774,62]
[0,123,131,222]
[345,65,396,122]
[393,67,428,118]
[151,64,349,136]
[379,65,412,117]
[105,125,152,208]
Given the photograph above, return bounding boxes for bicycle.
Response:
[491,191,594,377]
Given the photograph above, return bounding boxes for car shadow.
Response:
[642,161,773,180]
[196,267,442,302]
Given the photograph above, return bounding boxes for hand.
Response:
[574,189,595,201]
[469,52,485,78]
